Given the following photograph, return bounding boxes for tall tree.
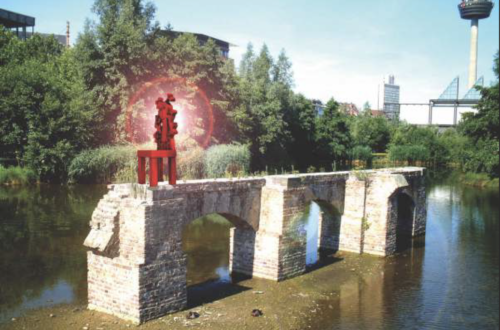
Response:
[315,98,353,168]
[75,0,159,143]
[458,51,499,177]
[239,43,256,79]
[75,0,241,146]
[235,44,292,170]
[271,49,294,88]
[253,44,273,85]
[285,94,316,170]
[0,30,98,181]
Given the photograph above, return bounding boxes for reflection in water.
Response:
[305,203,320,265]
[182,215,234,287]
[0,171,498,329]
[395,193,416,252]
[0,185,107,323]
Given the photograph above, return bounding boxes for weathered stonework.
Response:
[84,167,426,323]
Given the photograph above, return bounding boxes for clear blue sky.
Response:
[2,0,499,124]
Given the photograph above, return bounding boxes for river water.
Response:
[0,171,498,329]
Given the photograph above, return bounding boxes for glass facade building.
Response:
[383,75,400,120]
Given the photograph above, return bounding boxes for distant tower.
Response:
[458,0,494,89]
[66,21,70,48]
[383,75,400,121]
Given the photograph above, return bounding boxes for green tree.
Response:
[315,98,353,168]
[458,51,499,177]
[74,0,158,143]
[239,43,256,78]
[0,30,99,181]
[235,44,291,170]
[75,0,241,146]
[284,94,317,171]
[389,124,448,164]
[271,49,294,88]
[351,112,391,152]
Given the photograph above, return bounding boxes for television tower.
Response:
[458,0,494,89]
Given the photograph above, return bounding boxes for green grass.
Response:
[0,166,37,185]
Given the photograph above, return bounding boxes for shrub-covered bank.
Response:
[458,173,499,189]
[0,166,37,185]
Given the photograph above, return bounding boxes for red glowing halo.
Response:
[125,76,214,148]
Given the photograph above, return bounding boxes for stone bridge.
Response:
[84,167,426,323]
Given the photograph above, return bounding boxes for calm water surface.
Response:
[0,172,498,329]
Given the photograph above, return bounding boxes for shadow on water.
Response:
[186,278,251,309]
[305,254,344,273]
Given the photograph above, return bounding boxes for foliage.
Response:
[234,44,292,169]
[204,144,250,178]
[388,145,430,164]
[457,138,499,177]
[459,172,499,188]
[2,1,497,181]
[75,0,241,145]
[351,112,391,152]
[350,146,373,163]
[0,166,37,185]
[388,124,448,164]
[458,51,499,178]
[68,145,137,183]
[68,138,208,183]
[314,98,353,168]
[284,93,317,171]
[0,29,100,182]
[176,136,205,180]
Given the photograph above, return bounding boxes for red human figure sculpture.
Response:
[138,93,178,187]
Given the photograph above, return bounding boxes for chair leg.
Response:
[149,157,158,187]
[168,157,176,185]
[138,157,146,184]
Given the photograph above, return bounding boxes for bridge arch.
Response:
[180,208,257,278]
[180,212,255,307]
[313,199,343,253]
[388,189,417,252]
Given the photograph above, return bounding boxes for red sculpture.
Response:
[137,93,178,187]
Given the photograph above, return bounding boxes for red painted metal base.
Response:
[137,150,177,187]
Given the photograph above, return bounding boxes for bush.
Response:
[458,139,499,178]
[388,145,430,165]
[350,146,374,163]
[0,166,37,185]
[68,145,136,184]
[204,144,250,178]
[178,147,205,180]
